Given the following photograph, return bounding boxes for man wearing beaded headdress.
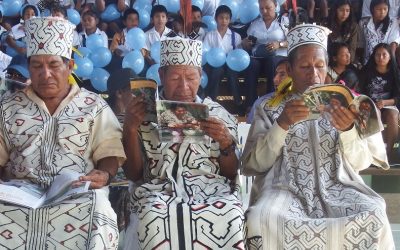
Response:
[0,17,125,249]
[122,37,246,249]
[241,23,395,249]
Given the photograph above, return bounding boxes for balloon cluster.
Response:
[2,0,23,16]
[204,48,250,72]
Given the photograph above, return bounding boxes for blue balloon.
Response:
[239,1,259,24]
[146,64,161,86]
[202,16,217,31]
[86,34,105,50]
[192,0,204,10]
[133,0,152,13]
[90,68,110,92]
[3,0,23,16]
[6,40,26,57]
[137,9,150,29]
[67,8,80,25]
[73,47,92,59]
[201,71,208,88]
[122,51,145,74]
[219,0,239,21]
[227,49,250,72]
[159,0,180,13]
[89,47,112,68]
[126,28,146,50]
[101,4,120,22]
[41,9,50,17]
[202,43,210,66]
[206,47,226,68]
[150,41,161,64]
[74,57,94,78]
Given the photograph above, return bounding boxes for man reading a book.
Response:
[122,38,245,249]
[241,24,394,249]
[0,17,126,249]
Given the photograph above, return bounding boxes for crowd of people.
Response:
[0,0,399,249]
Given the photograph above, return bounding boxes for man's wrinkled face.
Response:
[159,65,201,102]
[29,55,72,99]
[289,45,327,93]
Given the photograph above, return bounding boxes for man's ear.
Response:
[158,67,164,86]
[68,59,75,71]
[287,63,293,78]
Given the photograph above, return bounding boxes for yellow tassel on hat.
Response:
[68,74,77,85]
[267,77,294,107]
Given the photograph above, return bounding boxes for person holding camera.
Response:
[242,0,289,110]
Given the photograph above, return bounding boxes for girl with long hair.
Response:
[359,43,400,159]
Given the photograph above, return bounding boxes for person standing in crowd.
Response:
[122,38,245,249]
[359,0,399,64]
[326,0,360,62]
[242,0,288,109]
[191,5,206,41]
[0,16,125,249]
[362,0,400,19]
[241,23,394,249]
[203,5,243,108]
[359,43,400,160]
[110,8,140,57]
[143,5,171,67]
[78,10,108,48]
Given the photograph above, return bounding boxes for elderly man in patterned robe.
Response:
[122,38,246,249]
[0,17,126,249]
[241,23,394,249]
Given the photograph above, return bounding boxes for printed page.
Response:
[131,78,158,123]
[350,95,384,138]
[44,170,90,206]
[157,100,210,144]
[0,180,46,209]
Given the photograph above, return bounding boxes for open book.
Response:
[303,84,382,138]
[130,78,157,123]
[157,100,209,143]
[0,170,90,209]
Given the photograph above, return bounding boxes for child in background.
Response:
[143,5,171,66]
[6,4,40,55]
[78,10,108,48]
[191,5,206,41]
[110,8,140,57]
[203,5,243,108]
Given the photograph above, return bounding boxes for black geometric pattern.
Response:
[131,98,245,249]
[245,94,394,249]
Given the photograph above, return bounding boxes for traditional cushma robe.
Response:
[126,97,246,250]
[241,94,395,250]
[0,85,126,249]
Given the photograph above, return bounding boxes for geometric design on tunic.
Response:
[244,94,394,249]
[284,219,326,248]
[64,224,76,233]
[132,98,245,249]
[0,229,13,239]
[246,236,262,249]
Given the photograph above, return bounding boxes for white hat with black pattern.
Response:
[25,17,75,59]
[160,38,202,68]
[287,23,331,54]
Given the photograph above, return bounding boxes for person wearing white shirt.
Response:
[143,5,171,67]
[241,0,288,109]
[362,0,399,18]
[79,10,109,48]
[359,0,399,64]
[203,5,244,107]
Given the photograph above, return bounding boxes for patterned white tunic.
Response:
[127,97,246,249]
[0,85,126,249]
[241,94,394,249]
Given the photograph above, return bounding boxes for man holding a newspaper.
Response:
[122,38,245,249]
[0,17,126,249]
